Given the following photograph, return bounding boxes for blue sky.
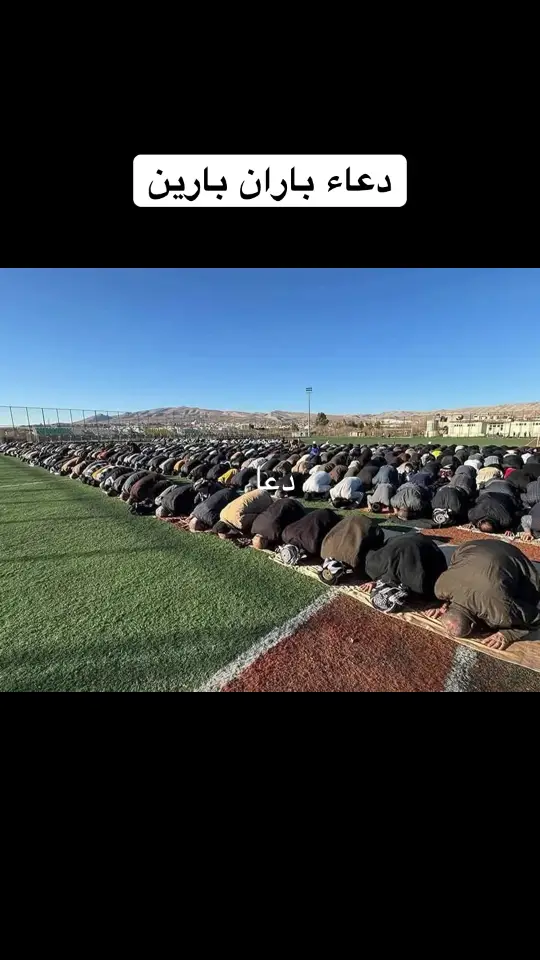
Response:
[1,268,539,415]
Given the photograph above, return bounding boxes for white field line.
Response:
[444,645,479,692]
[198,590,337,692]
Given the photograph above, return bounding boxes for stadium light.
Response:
[306,387,312,436]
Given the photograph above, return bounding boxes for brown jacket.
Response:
[435,539,540,642]
[219,488,274,534]
[61,456,80,473]
[320,514,384,570]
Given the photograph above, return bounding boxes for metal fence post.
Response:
[9,406,15,429]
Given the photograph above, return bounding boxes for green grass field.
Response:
[0,457,323,691]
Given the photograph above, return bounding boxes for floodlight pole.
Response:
[306,387,312,436]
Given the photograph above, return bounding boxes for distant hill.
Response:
[75,401,540,426]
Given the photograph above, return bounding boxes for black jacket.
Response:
[160,483,198,516]
[282,508,341,556]
[251,498,305,543]
[206,462,229,481]
[468,492,519,531]
[230,467,257,488]
[191,488,239,526]
[365,534,447,597]
[122,470,150,494]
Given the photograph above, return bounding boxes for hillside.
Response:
[77,401,540,426]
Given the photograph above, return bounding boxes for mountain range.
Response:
[78,402,540,425]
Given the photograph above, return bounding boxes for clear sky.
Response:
[1,268,539,415]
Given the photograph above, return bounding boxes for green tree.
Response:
[315,412,329,427]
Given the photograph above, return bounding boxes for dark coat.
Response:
[528,501,540,533]
[523,479,540,507]
[391,482,428,514]
[358,464,379,489]
[261,456,281,473]
[181,458,202,477]
[372,464,399,487]
[189,463,210,481]
[206,462,229,481]
[282,509,341,556]
[251,498,305,543]
[230,467,257,488]
[435,539,540,632]
[321,515,384,570]
[159,483,198,516]
[365,534,447,597]
[507,469,534,493]
[431,483,468,523]
[130,473,166,503]
[277,472,305,497]
[122,470,150,495]
[449,469,476,498]
[329,464,348,484]
[191,487,238,526]
[468,492,518,531]
[408,471,436,488]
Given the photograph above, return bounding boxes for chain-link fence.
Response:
[0,406,290,442]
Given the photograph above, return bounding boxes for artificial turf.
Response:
[0,457,323,692]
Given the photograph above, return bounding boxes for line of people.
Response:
[2,436,540,651]
[2,436,540,538]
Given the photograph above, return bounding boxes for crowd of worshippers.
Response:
[3,436,540,651]
[2,436,540,540]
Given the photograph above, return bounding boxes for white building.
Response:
[426,417,540,439]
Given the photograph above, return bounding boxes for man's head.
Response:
[478,519,496,533]
[439,604,475,638]
[396,508,410,521]
[213,520,235,539]
[188,516,206,532]
[252,534,269,550]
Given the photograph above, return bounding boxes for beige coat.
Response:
[220,488,274,534]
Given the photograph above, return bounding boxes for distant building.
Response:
[426,417,540,439]
[0,426,36,441]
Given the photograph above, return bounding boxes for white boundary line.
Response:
[198,590,337,692]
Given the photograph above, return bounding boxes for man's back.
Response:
[435,538,539,626]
